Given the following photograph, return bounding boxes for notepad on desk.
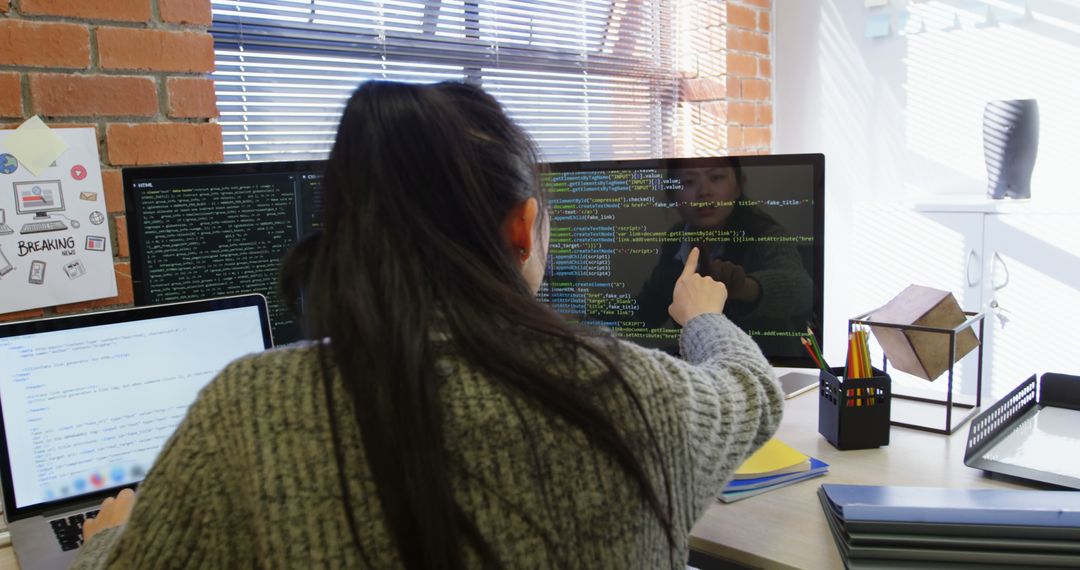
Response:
[721,439,829,503]
[722,457,829,503]
[733,438,811,479]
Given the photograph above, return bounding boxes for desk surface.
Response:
[0,387,1029,570]
[688,387,1027,570]
[0,524,13,570]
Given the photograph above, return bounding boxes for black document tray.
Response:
[964,373,1080,489]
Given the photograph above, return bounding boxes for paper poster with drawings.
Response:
[0,124,117,314]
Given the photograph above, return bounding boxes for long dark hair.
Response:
[281,81,673,568]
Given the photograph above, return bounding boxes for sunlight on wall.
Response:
[984,213,1080,396]
[804,1,879,361]
[776,0,1080,365]
[904,1,1080,199]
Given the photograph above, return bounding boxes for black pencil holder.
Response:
[818,367,891,450]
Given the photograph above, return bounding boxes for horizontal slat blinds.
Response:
[211,0,675,163]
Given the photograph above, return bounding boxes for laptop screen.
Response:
[0,296,270,514]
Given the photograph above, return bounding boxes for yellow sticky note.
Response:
[1,116,69,176]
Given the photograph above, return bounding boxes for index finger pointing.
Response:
[681,247,700,279]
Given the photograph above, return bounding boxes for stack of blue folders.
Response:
[818,484,1080,569]
[721,440,829,503]
[721,457,829,503]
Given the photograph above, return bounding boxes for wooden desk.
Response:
[0,519,15,570]
[688,388,1026,569]
[0,547,14,570]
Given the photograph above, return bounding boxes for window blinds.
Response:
[210,0,676,162]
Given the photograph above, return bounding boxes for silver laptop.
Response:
[0,295,272,569]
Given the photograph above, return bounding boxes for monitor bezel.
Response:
[542,153,825,368]
[0,294,272,521]
[122,160,325,307]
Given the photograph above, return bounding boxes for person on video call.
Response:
[636,160,813,337]
[74,82,782,569]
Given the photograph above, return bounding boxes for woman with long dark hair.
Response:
[75,81,782,569]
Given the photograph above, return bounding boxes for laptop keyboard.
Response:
[49,509,100,551]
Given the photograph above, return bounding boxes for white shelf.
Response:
[904,195,1080,214]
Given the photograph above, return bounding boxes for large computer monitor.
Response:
[123,161,324,345]
[538,154,824,366]
[124,154,823,364]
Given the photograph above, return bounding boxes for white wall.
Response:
[775,0,1080,361]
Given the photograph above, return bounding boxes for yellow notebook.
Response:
[733,439,811,480]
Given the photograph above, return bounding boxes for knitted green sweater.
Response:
[71,313,782,569]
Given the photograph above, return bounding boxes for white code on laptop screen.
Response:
[0,306,265,509]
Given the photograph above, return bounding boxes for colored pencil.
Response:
[801,337,823,369]
[805,327,829,370]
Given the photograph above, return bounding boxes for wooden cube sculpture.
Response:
[869,285,979,381]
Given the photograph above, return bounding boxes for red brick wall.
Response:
[677,0,772,157]
[0,0,219,322]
